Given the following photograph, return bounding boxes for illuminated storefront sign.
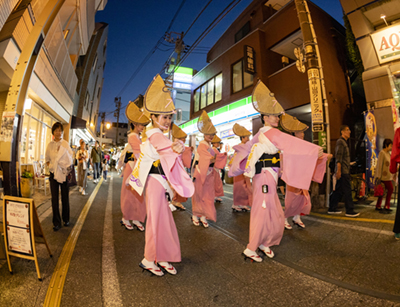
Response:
[371,24,400,64]
[308,68,324,131]
[244,45,255,74]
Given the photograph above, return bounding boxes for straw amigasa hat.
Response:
[232,123,251,137]
[171,123,187,139]
[125,101,151,125]
[211,135,221,143]
[280,113,309,133]
[144,74,175,115]
[197,110,217,135]
[252,80,284,116]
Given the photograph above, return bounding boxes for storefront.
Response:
[20,99,58,174]
[180,96,257,154]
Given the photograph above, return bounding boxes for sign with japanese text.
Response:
[318,131,327,151]
[308,68,324,129]
[371,24,400,64]
[3,196,52,280]
[244,45,255,74]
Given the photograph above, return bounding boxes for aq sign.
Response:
[371,24,400,64]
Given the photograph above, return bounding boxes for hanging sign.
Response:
[308,68,324,131]
[364,110,379,189]
[3,196,52,281]
[244,45,255,74]
[318,131,327,151]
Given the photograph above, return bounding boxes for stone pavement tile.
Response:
[68,246,102,275]
[0,265,44,307]
[317,287,397,307]
[61,272,102,307]
[256,265,335,307]
[342,234,400,296]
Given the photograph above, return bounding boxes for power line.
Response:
[101,0,187,115]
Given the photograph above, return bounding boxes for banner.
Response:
[364,110,379,189]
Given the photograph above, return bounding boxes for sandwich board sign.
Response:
[2,196,52,281]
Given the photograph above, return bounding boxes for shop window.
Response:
[194,89,200,112]
[232,60,253,93]
[207,79,214,106]
[193,73,223,112]
[30,105,40,120]
[92,54,98,72]
[235,21,250,43]
[200,85,207,109]
[43,113,52,127]
[215,73,222,102]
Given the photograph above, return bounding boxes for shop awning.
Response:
[71,116,87,129]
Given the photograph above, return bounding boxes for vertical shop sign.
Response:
[308,69,324,131]
[364,110,379,189]
[318,131,327,151]
[244,45,255,74]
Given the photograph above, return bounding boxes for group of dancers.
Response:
[118,74,329,276]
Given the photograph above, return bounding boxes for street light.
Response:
[106,122,111,129]
[381,14,388,26]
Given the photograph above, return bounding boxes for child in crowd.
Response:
[102,158,109,181]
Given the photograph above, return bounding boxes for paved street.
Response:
[1,172,400,307]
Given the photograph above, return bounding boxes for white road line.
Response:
[304,215,394,236]
[102,176,123,307]
[223,190,233,195]
[222,195,233,200]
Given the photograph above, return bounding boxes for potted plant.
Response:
[21,169,34,198]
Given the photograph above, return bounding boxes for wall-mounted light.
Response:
[381,14,388,26]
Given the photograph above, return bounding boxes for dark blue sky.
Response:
[95,0,344,124]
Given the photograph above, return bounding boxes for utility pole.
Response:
[114,97,121,146]
[294,0,331,208]
[99,112,105,146]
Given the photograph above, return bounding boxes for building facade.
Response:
[340,0,400,147]
[0,0,107,168]
[181,0,351,152]
[72,22,108,147]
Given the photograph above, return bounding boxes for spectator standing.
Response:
[102,158,109,181]
[328,125,360,217]
[91,141,102,183]
[375,138,394,214]
[45,122,73,231]
[76,140,89,195]
[389,128,400,240]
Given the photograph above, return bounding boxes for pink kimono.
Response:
[228,143,253,208]
[144,130,194,263]
[120,133,146,222]
[174,146,192,203]
[284,154,328,218]
[192,141,226,221]
[234,127,325,251]
[212,147,226,198]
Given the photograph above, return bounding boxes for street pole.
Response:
[295,0,331,208]
[0,0,66,196]
[114,97,121,146]
[99,112,105,147]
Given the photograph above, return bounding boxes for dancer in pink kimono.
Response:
[228,123,253,212]
[120,102,150,231]
[211,134,225,203]
[280,114,330,229]
[230,81,326,262]
[170,123,192,210]
[192,111,227,227]
[128,75,194,276]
